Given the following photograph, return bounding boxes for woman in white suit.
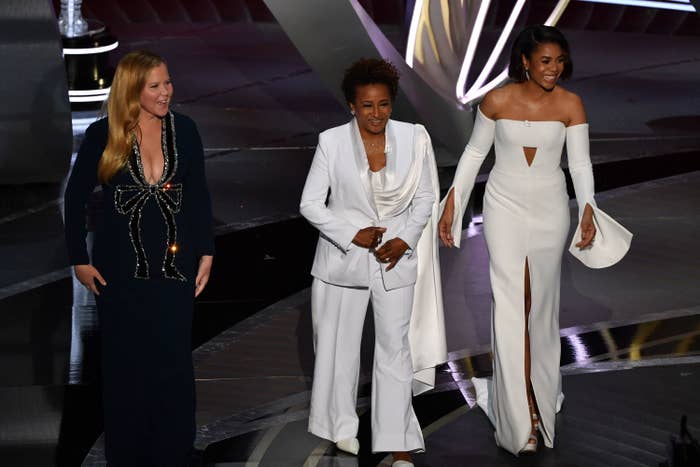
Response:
[300,59,446,466]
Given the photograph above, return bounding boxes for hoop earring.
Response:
[525,69,530,81]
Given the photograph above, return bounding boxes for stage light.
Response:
[576,0,696,13]
[566,335,591,363]
[405,0,424,68]
[405,0,694,105]
[465,0,526,98]
[63,41,119,56]
[454,0,492,106]
[71,116,99,134]
[457,0,570,103]
[68,88,110,103]
[405,0,572,105]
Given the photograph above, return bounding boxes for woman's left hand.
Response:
[575,204,596,248]
[374,238,409,271]
[195,255,213,297]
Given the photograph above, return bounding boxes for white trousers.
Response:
[307,262,424,453]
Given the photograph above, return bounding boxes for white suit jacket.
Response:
[300,119,435,289]
[300,118,447,394]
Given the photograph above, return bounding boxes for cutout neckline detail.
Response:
[522,147,537,167]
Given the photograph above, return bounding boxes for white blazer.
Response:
[300,119,435,290]
[301,118,447,394]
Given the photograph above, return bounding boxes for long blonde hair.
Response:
[98,50,166,183]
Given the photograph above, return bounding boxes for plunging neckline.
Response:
[134,120,168,187]
[362,136,387,173]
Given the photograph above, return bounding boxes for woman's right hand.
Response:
[438,190,456,247]
[74,264,107,295]
[352,226,387,250]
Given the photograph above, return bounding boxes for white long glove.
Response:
[441,108,495,248]
[566,123,633,267]
[566,123,596,216]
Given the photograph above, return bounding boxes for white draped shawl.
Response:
[352,120,447,395]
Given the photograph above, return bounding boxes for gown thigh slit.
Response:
[523,257,534,414]
[450,109,632,456]
[477,118,570,453]
[523,259,542,414]
[524,256,551,444]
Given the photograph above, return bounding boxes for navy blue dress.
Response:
[64,112,214,467]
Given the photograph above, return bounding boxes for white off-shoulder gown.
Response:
[445,108,632,455]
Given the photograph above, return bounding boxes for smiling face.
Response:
[522,42,567,91]
[139,63,173,120]
[349,83,392,136]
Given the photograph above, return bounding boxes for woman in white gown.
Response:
[439,25,631,455]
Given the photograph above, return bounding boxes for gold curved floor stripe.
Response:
[244,423,286,467]
[302,440,331,467]
[376,404,471,466]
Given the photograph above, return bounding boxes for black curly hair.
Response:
[341,58,400,104]
[508,25,573,82]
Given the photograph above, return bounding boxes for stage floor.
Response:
[76,172,700,466]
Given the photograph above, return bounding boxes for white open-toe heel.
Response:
[519,423,539,455]
[335,437,359,455]
[520,432,538,454]
[392,461,414,467]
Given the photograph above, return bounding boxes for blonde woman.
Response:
[64,50,214,466]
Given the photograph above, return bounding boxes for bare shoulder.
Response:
[479,84,512,118]
[555,86,587,126]
[556,86,583,108]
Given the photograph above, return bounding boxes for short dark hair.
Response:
[508,25,573,82]
[341,58,400,104]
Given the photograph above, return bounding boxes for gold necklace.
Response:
[362,136,384,150]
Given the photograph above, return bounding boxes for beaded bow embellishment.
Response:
[114,112,186,281]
